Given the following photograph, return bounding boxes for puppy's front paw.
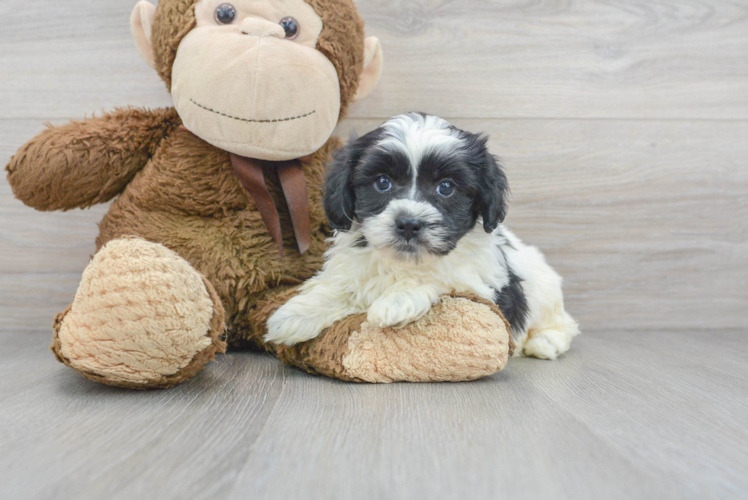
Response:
[367,293,432,328]
[523,328,573,360]
[265,302,324,346]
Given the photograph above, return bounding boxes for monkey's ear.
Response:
[354,37,384,101]
[131,1,157,69]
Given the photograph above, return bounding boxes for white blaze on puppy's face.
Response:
[171,0,339,161]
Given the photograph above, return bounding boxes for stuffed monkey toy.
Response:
[6,0,513,388]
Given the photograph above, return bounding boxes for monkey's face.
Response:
[171,0,342,161]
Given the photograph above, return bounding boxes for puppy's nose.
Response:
[396,218,423,241]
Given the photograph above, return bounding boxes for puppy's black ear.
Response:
[324,127,386,231]
[475,140,509,233]
[323,141,360,231]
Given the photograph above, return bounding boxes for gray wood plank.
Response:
[1,328,746,500]
[3,118,746,332]
[223,358,677,500]
[0,333,287,500]
[523,331,748,499]
[0,0,747,120]
[354,0,748,120]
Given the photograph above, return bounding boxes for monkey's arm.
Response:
[6,107,181,211]
[252,290,514,383]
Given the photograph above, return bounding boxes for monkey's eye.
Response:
[215,3,237,25]
[437,181,456,197]
[279,17,300,39]
[375,176,392,193]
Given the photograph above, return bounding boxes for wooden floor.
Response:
[1,0,747,498]
[1,329,746,499]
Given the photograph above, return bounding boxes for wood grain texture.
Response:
[1,328,746,500]
[353,0,748,120]
[1,0,748,120]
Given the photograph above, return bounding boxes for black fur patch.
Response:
[494,269,529,335]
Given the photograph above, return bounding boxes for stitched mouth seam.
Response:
[190,99,316,123]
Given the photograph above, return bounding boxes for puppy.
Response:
[266,113,579,359]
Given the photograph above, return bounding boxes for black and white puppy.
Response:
[266,113,579,359]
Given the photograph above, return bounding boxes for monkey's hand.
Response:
[6,107,181,211]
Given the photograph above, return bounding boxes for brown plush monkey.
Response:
[6,0,513,388]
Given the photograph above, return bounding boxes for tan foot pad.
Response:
[274,293,514,383]
[51,238,226,389]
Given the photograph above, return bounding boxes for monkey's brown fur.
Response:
[7,0,360,347]
[6,0,512,387]
[8,104,342,366]
[252,290,515,382]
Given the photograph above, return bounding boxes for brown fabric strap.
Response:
[230,154,285,258]
[278,161,312,255]
[230,154,312,257]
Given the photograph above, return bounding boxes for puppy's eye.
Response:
[215,3,237,24]
[375,176,392,193]
[279,17,300,39]
[437,181,456,197]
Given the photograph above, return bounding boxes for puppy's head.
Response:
[324,113,508,257]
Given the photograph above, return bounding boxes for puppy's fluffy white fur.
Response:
[266,222,578,358]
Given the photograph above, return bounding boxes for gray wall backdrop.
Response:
[1,0,746,333]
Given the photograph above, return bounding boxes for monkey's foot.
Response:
[51,238,226,389]
[258,293,514,383]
